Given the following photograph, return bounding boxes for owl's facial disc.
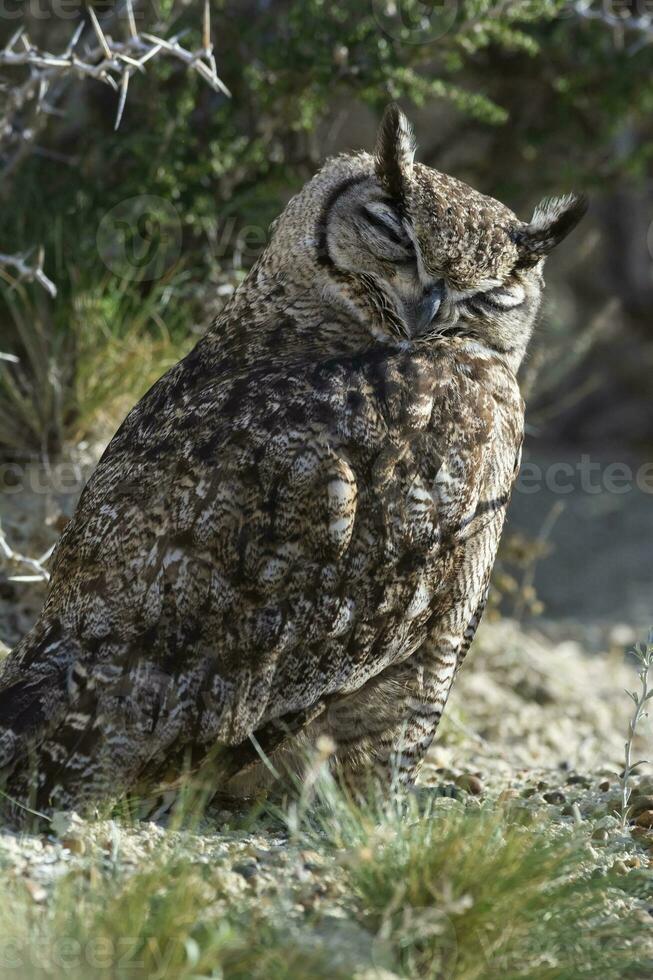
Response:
[299,104,586,361]
[322,177,450,338]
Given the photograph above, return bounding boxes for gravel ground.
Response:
[0,617,651,922]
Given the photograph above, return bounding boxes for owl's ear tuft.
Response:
[375,103,416,200]
[513,193,588,266]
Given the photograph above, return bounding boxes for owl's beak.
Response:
[409,279,445,336]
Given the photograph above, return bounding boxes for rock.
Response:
[455,774,483,796]
[629,796,653,818]
[233,862,258,881]
[543,791,566,805]
[498,788,519,802]
[633,810,653,829]
[61,837,86,855]
[50,810,85,839]
[612,860,630,876]
[624,856,641,869]
[591,828,609,843]
[24,879,47,903]
[630,827,653,848]
[562,803,583,823]
[566,774,590,786]
[599,780,611,792]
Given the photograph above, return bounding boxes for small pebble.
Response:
[498,788,518,802]
[633,810,653,829]
[455,774,483,796]
[592,828,609,843]
[24,879,47,903]
[543,791,566,805]
[629,796,653,818]
[599,780,611,792]
[630,827,653,848]
[233,862,258,881]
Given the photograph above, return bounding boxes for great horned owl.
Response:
[0,106,586,818]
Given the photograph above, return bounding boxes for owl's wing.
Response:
[0,344,516,810]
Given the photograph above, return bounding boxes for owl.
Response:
[0,106,586,818]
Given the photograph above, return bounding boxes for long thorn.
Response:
[125,0,138,41]
[87,4,113,61]
[115,69,130,130]
[64,21,85,57]
[203,0,211,51]
[6,26,25,51]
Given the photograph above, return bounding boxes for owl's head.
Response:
[267,104,587,372]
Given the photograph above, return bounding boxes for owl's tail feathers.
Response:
[0,624,84,823]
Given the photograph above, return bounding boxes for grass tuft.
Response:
[0,272,197,457]
[0,773,651,979]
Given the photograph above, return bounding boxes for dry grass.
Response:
[0,274,196,456]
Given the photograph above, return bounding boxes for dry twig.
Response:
[0,522,53,583]
[620,630,653,829]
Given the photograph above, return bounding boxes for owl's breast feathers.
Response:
[1,336,523,778]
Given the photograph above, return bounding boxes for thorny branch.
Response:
[0,522,53,584]
[0,249,57,298]
[0,0,229,297]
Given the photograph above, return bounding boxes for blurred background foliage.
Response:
[0,0,652,630]
[1,0,652,453]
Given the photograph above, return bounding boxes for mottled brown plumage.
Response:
[0,106,586,817]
